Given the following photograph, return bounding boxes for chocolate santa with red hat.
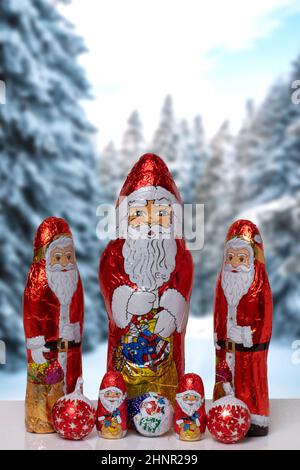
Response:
[23,217,84,433]
[99,154,194,403]
[213,219,272,436]
[96,371,127,439]
[174,373,206,441]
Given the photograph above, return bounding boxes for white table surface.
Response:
[0,400,299,450]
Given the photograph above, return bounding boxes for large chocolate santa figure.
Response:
[24,217,84,433]
[99,154,194,403]
[213,219,272,436]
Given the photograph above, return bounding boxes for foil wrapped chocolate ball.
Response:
[128,392,173,437]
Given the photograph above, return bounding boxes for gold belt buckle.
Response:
[225,338,235,353]
[57,338,68,353]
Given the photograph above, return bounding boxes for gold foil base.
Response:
[179,424,201,441]
[100,420,124,439]
[123,359,178,404]
[25,380,64,433]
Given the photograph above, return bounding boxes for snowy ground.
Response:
[0,316,299,400]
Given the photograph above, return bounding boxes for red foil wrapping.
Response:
[213,219,272,435]
[99,154,194,404]
[207,394,251,444]
[96,371,128,439]
[174,373,206,441]
[23,217,84,433]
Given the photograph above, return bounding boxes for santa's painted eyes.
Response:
[228,254,233,261]
[239,256,245,262]
[156,210,168,217]
[66,252,72,261]
[55,254,61,262]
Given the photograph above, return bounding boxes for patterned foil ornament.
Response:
[96,371,128,439]
[99,154,194,404]
[174,373,206,441]
[128,392,173,437]
[213,219,272,436]
[23,217,84,433]
[52,378,96,440]
[207,387,251,444]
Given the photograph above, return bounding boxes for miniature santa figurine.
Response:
[23,217,84,433]
[99,154,194,403]
[96,371,127,439]
[213,219,272,436]
[174,373,206,441]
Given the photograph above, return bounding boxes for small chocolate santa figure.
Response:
[174,373,206,441]
[213,220,272,436]
[23,217,84,433]
[96,371,127,439]
[99,154,194,403]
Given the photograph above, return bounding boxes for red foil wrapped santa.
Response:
[96,371,127,439]
[174,373,206,441]
[99,154,194,403]
[23,217,84,433]
[213,219,272,436]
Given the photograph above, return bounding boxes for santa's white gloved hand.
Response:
[61,323,76,341]
[228,325,243,343]
[127,291,156,315]
[73,322,81,343]
[154,309,176,338]
[229,325,253,347]
[26,336,49,364]
[214,332,221,350]
[31,346,50,364]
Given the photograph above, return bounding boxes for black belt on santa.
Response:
[217,339,270,353]
[45,339,81,353]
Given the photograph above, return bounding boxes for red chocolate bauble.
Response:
[52,378,96,440]
[207,393,251,444]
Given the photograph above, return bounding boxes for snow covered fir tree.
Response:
[0,0,106,369]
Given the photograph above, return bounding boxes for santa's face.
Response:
[49,244,76,268]
[45,236,78,306]
[123,197,177,291]
[221,238,254,307]
[99,386,125,413]
[176,391,202,417]
[128,200,172,239]
[225,247,250,270]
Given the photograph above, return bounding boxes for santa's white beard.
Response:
[176,397,201,417]
[123,226,177,291]
[221,264,254,307]
[99,394,124,413]
[46,265,78,306]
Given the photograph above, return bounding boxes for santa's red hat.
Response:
[33,217,72,263]
[99,371,127,394]
[117,153,181,206]
[176,373,205,398]
[225,219,265,264]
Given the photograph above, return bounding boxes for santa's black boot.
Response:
[246,424,269,437]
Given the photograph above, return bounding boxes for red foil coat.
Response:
[174,373,206,441]
[99,154,194,404]
[23,217,84,432]
[213,219,272,433]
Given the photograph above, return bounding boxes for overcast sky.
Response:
[60,0,300,148]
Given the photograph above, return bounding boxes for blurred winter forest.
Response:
[0,0,300,373]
